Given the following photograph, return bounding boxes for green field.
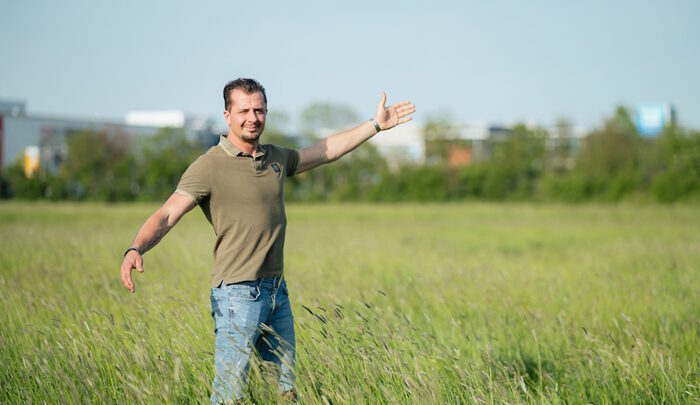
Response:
[1,202,698,403]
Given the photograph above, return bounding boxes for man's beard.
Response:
[241,131,261,142]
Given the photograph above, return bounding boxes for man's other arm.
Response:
[296,92,415,174]
[119,192,195,293]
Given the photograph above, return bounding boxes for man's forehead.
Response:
[230,89,266,108]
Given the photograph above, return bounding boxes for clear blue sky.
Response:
[1,0,699,131]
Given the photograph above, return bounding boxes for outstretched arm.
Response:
[296,92,415,174]
[119,192,195,293]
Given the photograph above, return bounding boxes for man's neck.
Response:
[226,132,259,156]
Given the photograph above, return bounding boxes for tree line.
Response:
[1,105,699,203]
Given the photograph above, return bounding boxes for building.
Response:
[636,104,676,137]
[451,121,512,164]
[1,98,600,175]
[543,123,588,170]
[368,122,424,170]
[0,100,221,173]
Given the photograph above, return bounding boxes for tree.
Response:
[572,106,641,200]
[290,102,361,200]
[136,127,202,200]
[59,130,133,200]
[263,110,298,149]
[649,125,700,201]
[481,124,546,199]
[549,117,577,172]
[299,102,359,144]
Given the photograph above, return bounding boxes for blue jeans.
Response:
[210,277,296,403]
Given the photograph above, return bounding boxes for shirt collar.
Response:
[218,135,266,159]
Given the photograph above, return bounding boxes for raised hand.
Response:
[374,92,416,131]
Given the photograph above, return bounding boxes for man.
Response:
[119,78,415,403]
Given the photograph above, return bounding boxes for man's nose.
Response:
[247,111,259,122]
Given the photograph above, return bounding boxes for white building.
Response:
[369,121,424,169]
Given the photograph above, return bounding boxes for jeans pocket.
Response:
[229,284,261,301]
[227,286,263,336]
[210,290,228,333]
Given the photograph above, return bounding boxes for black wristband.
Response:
[370,118,381,133]
[124,246,143,257]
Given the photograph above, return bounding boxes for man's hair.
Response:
[223,78,267,111]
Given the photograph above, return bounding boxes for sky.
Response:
[1,0,699,132]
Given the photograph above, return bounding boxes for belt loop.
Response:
[269,276,279,297]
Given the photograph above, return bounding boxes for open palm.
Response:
[374,92,416,131]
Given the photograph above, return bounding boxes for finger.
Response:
[391,100,412,109]
[377,91,387,111]
[398,116,413,124]
[121,265,134,293]
[126,273,135,293]
[397,105,416,115]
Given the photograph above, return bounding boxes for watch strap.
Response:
[370,118,381,133]
[124,246,143,257]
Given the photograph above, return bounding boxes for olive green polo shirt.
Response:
[175,135,299,287]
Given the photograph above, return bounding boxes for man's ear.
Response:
[223,110,230,125]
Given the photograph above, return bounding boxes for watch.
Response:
[370,118,381,133]
[123,246,143,257]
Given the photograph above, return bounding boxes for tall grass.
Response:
[1,202,698,403]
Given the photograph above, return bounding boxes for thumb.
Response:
[136,256,144,273]
[377,91,387,112]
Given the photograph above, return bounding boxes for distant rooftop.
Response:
[0,99,27,116]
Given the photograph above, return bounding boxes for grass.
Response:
[0,202,698,403]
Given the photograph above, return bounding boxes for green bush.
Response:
[3,106,699,203]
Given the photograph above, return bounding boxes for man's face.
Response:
[224,89,267,143]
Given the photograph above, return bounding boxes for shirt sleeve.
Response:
[175,155,211,205]
[285,148,300,177]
